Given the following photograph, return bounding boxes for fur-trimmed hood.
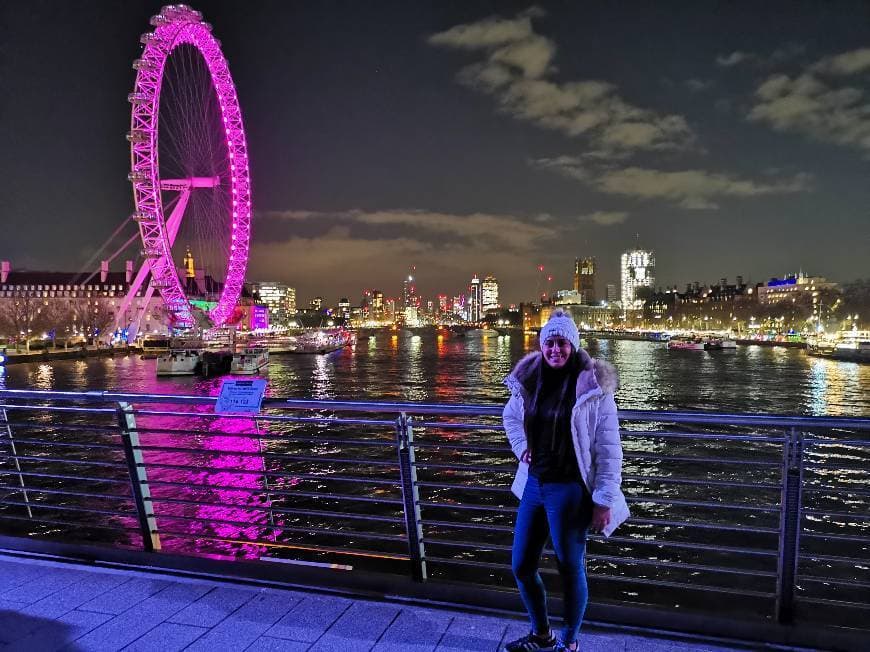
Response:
[504,349,619,402]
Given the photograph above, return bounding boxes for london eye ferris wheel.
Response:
[126,4,252,331]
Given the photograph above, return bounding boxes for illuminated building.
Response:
[573,257,596,304]
[402,275,418,309]
[310,296,323,311]
[257,281,295,324]
[757,273,838,305]
[384,297,396,320]
[470,275,482,322]
[606,284,618,304]
[437,294,448,315]
[338,297,350,319]
[182,246,195,278]
[481,275,499,314]
[621,249,655,309]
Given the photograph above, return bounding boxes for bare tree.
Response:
[72,300,116,345]
[39,300,76,348]
[0,296,50,351]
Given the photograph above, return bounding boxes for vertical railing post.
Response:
[775,426,803,623]
[117,401,161,552]
[396,412,427,582]
[0,408,32,518]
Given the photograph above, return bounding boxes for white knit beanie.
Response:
[539,308,580,351]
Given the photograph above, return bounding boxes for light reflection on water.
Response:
[0,335,867,415]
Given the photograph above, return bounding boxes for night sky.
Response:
[2,1,869,305]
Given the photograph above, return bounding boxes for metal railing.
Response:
[0,389,867,643]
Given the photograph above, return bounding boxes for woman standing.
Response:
[502,309,629,652]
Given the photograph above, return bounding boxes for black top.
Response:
[528,360,581,482]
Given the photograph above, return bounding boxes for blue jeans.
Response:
[512,475,590,644]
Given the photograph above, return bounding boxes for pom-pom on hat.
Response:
[539,309,580,351]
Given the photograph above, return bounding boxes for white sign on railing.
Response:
[215,378,267,414]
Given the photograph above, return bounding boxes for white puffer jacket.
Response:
[503,349,630,537]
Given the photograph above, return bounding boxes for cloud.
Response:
[430,10,695,156]
[247,207,567,302]
[749,47,870,153]
[810,47,870,76]
[531,157,812,209]
[716,44,804,69]
[716,51,754,67]
[685,78,713,93]
[256,208,557,253]
[578,211,628,226]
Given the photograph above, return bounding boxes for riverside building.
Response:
[481,275,499,314]
[621,249,655,309]
[574,257,596,304]
[256,281,295,325]
[469,275,482,323]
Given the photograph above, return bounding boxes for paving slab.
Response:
[184,591,295,651]
[7,609,113,652]
[0,566,90,603]
[373,606,454,652]
[73,581,213,650]
[436,615,508,652]
[264,594,352,642]
[19,571,130,619]
[308,601,401,651]
[122,622,208,651]
[245,637,312,652]
[167,585,258,628]
[76,576,172,614]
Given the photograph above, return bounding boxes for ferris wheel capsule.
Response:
[132,58,158,71]
[126,130,149,143]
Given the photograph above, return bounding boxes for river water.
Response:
[1,332,867,415]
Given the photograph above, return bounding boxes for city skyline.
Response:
[2,2,870,305]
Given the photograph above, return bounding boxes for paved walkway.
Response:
[0,554,773,651]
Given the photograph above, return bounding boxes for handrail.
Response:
[1,389,868,429]
[0,387,867,641]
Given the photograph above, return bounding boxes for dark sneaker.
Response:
[554,641,578,651]
[504,630,557,652]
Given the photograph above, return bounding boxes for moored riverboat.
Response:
[807,330,870,363]
[668,336,706,351]
[139,336,171,358]
[230,347,269,374]
[284,328,354,355]
[155,348,201,376]
[704,337,737,351]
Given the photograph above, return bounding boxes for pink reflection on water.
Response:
[135,399,274,560]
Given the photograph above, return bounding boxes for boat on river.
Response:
[807,330,870,363]
[668,336,706,351]
[291,328,353,354]
[231,347,269,374]
[704,337,737,350]
[156,349,201,376]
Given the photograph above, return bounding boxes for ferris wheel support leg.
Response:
[115,188,193,341]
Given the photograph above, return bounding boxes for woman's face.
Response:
[542,336,573,369]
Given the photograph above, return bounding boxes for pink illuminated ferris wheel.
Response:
[126,4,251,329]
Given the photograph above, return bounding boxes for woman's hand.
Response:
[590,504,611,534]
[520,448,531,464]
